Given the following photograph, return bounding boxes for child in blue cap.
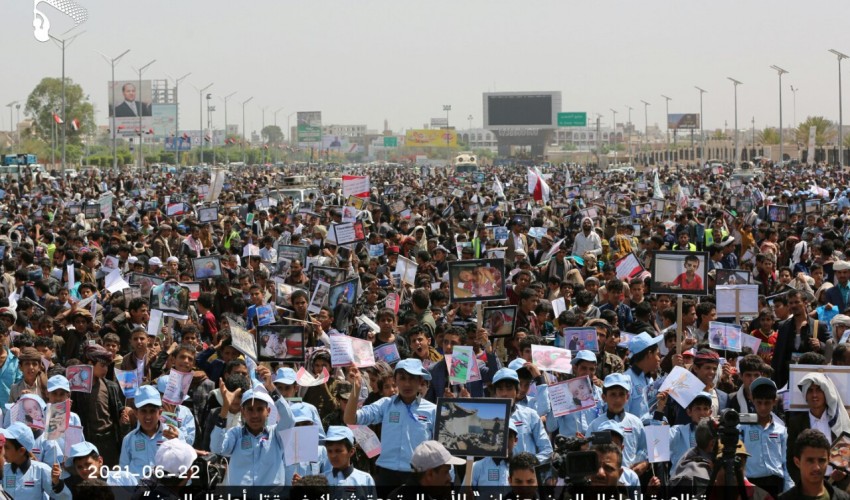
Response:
[322,425,376,499]
[0,422,71,500]
[587,372,649,477]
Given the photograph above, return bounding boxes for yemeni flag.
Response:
[71,118,80,131]
[527,167,551,203]
[53,114,63,124]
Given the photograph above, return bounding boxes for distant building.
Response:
[458,128,498,153]
[323,124,367,138]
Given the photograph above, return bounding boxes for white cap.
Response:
[166,256,179,264]
[410,440,465,472]
[155,439,197,476]
[835,260,850,271]
[149,257,163,266]
[128,256,139,264]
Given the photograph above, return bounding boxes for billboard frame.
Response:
[483,91,561,130]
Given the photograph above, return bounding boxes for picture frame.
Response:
[767,205,789,224]
[310,266,347,292]
[435,398,512,458]
[277,244,308,268]
[830,432,850,472]
[804,199,821,215]
[482,305,517,338]
[198,207,219,224]
[715,269,752,285]
[789,364,850,411]
[257,325,305,363]
[447,258,506,303]
[649,251,709,296]
[150,281,190,316]
[67,203,82,216]
[563,327,599,352]
[330,221,366,245]
[328,278,358,309]
[191,256,223,280]
[84,203,100,219]
[127,273,165,299]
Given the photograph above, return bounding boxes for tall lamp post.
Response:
[50,30,85,169]
[770,65,789,165]
[193,83,213,165]
[166,72,191,165]
[625,105,633,162]
[206,93,217,166]
[728,78,742,166]
[221,91,237,164]
[609,108,618,147]
[443,105,451,147]
[830,49,848,166]
[242,97,253,164]
[98,48,130,169]
[661,95,672,163]
[287,112,296,146]
[132,59,156,169]
[790,85,798,131]
[5,101,17,148]
[260,105,268,164]
[695,87,707,163]
[273,107,284,161]
[641,100,650,164]
[467,114,473,132]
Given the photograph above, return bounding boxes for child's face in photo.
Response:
[571,380,592,400]
[458,270,474,282]
[684,260,699,272]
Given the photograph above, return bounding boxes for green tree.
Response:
[261,125,284,145]
[24,77,95,145]
[758,127,780,144]
[711,129,726,140]
[795,116,835,146]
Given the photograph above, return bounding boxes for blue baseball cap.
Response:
[602,373,632,392]
[394,359,431,381]
[136,385,162,407]
[571,350,597,365]
[508,358,527,371]
[0,422,34,452]
[292,405,313,424]
[689,391,713,407]
[241,389,274,407]
[492,368,520,385]
[325,426,355,446]
[69,441,99,459]
[596,420,624,440]
[274,367,297,385]
[627,332,664,359]
[47,375,71,393]
[750,377,777,395]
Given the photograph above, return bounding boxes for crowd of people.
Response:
[0,159,848,499]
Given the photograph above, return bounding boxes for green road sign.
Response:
[558,112,587,127]
[383,136,398,147]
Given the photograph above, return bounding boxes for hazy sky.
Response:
[5,0,850,136]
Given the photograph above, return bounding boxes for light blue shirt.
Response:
[511,404,553,463]
[588,411,647,467]
[290,401,327,442]
[625,366,656,419]
[285,445,330,485]
[471,456,510,494]
[210,392,295,486]
[324,467,377,500]
[669,423,696,471]
[355,395,435,472]
[32,434,66,479]
[119,424,176,476]
[741,417,793,492]
[2,460,71,500]
[544,384,603,437]
[173,404,196,446]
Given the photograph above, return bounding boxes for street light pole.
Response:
[206,93,217,166]
[14,104,20,147]
[830,49,848,166]
[770,65,789,165]
[133,59,156,169]
[443,105,451,148]
[5,102,17,149]
[790,85,798,130]
[641,100,650,164]
[626,105,633,162]
[98,48,130,170]
[728,78,742,166]
[166,72,191,165]
[221,91,237,165]
[50,30,85,170]
[242,97,253,164]
[260,105,268,164]
[193,83,213,165]
[661,95,672,164]
[609,109,618,148]
[695,87,707,164]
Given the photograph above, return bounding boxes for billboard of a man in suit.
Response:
[109,81,152,118]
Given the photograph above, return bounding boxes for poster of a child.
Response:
[567,376,597,412]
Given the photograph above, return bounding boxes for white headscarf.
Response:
[799,372,850,438]
[791,240,808,267]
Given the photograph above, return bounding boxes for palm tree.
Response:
[758,127,780,144]
[795,116,836,146]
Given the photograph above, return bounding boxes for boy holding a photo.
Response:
[588,373,649,476]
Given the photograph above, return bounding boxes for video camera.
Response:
[550,430,612,483]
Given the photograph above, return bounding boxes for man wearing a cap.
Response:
[588,373,648,474]
[826,314,850,363]
[826,260,850,313]
[492,368,552,463]
[119,385,181,476]
[343,359,436,487]
[322,426,376,497]
[210,364,295,486]
[0,421,71,500]
[624,332,663,419]
[542,351,603,438]
[390,440,465,496]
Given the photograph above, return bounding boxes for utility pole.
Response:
[166,72,191,165]
[98,48,130,169]
[50,30,85,169]
[133,59,156,169]
[193,83,213,165]
[443,105,451,148]
[695,87,707,164]
[626,105,633,162]
[242,97,254,164]
[661,95,672,164]
[728,78,742,166]
[830,49,848,165]
[770,65,789,165]
[641,100,650,164]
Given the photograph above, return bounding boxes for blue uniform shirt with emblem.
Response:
[511,404,553,463]
[741,416,793,492]
[588,411,647,467]
[324,466,377,500]
[354,394,435,472]
[2,459,72,500]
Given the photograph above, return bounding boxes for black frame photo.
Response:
[192,256,223,280]
[150,281,191,316]
[127,273,165,299]
[650,251,709,296]
[804,199,821,215]
[447,258,506,303]
[328,278,358,309]
[435,398,512,458]
[767,205,789,224]
[310,266,347,292]
[198,207,219,224]
[482,305,517,338]
[257,325,305,363]
[715,269,752,285]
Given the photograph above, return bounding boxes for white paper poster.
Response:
[658,366,707,409]
[645,425,671,463]
[279,425,319,466]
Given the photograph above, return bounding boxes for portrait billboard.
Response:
[297,111,322,143]
[667,113,700,130]
[405,129,458,148]
[109,80,153,137]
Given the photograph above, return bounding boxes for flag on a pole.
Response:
[527,167,551,203]
[53,114,63,124]
[653,170,664,199]
[493,176,505,199]
[70,118,80,131]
